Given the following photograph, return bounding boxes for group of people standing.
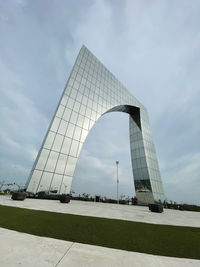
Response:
[125,196,138,205]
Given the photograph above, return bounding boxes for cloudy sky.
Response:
[0,0,200,204]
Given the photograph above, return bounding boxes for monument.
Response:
[26,45,165,204]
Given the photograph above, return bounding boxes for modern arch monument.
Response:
[26,45,165,204]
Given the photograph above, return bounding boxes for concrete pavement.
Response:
[1,195,200,266]
[0,195,200,227]
[0,228,200,267]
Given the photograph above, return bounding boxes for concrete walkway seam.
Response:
[55,242,75,267]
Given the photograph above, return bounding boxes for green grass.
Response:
[0,205,200,259]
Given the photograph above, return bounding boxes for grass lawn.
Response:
[0,204,199,259]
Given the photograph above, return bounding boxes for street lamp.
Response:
[116,161,119,204]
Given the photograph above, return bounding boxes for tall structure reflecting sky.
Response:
[26,46,165,203]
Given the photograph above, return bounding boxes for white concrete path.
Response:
[0,228,199,267]
[0,195,200,227]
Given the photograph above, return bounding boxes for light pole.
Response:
[116,161,119,204]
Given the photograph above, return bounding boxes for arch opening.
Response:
[72,111,134,199]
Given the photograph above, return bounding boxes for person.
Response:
[125,196,130,204]
[132,196,138,205]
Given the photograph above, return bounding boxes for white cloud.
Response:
[0,58,49,184]
[162,153,200,204]
[72,0,113,51]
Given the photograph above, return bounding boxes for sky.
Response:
[0,0,200,204]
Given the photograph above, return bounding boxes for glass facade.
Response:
[26,45,165,203]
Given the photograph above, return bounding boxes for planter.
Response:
[95,195,100,202]
[12,191,26,201]
[59,194,70,203]
[132,200,138,205]
[148,203,163,213]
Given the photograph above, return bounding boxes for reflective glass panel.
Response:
[83,117,89,130]
[51,117,60,132]
[65,156,76,176]
[44,131,55,149]
[35,149,50,170]
[52,134,64,152]
[63,108,72,122]
[69,140,79,157]
[27,170,42,193]
[77,114,84,127]
[61,137,71,154]
[39,172,53,192]
[73,126,82,141]
[80,129,88,142]
[60,176,73,194]
[70,111,78,124]
[50,174,62,194]
[55,153,68,174]
[58,120,68,135]
[61,94,69,106]
[45,151,59,172]
[66,123,75,138]
[56,105,65,118]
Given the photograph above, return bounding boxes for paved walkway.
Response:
[1,195,200,266]
[0,228,199,267]
[0,195,200,227]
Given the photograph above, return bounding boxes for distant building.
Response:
[26,46,165,204]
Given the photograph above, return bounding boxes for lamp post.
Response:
[116,161,119,204]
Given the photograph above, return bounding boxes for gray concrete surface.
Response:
[0,228,200,267]
[0,195,200,227]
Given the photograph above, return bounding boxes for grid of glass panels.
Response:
[26,45,165,203]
